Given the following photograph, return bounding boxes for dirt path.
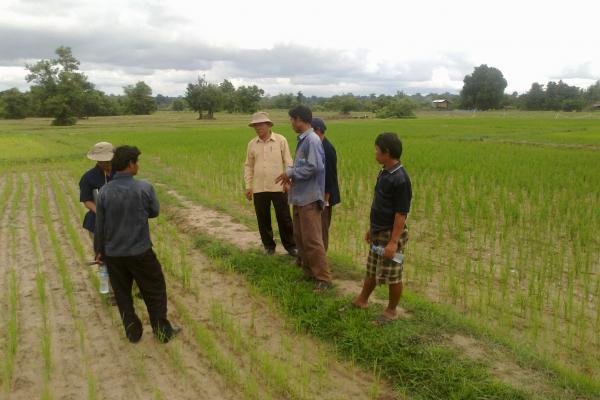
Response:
[53,173,245,400]
[159,186,558,397]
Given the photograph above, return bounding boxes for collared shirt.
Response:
[94,172,160,257]
[286,128,325,206]
[370,163,412,233]
[79,165,114,232]
[322,137,341,207]
[244,132,293,193]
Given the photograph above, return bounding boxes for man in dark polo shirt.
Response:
[311,117,341,252]
[350,132,412,325]
[95,145,180,343]
[79,142,114,239]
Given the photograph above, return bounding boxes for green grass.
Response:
[1,110,599,397]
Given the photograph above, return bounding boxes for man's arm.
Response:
[244,142,254,200]
[287,138,323,181]
[83,201,96,213]
[147,185,160,218]
[384,213,407,259]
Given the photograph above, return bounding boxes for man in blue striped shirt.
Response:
[276,106,332,292]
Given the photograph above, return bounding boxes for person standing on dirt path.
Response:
[350,133,412,326]
[311,117,341,252]
[244,112,297,257]
[275,105,332,293]
[94,145,181,343]
[79,141,117,305]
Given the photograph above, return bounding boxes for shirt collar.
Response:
[383,163,403,174]
[298,128,314,141]
[114,172,134,180]
[255,133,275,143]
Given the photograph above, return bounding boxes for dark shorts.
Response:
[366,228,408,285]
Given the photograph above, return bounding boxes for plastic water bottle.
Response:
[371,244,404,264]
[99,264,109,294]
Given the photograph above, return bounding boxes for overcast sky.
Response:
[1,0,598,97]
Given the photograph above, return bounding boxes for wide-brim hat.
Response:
[248,112,273,127]
[87,142,114,161]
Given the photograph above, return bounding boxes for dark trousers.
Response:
[253,191,295,251]
[321,205,333,252]
[105,249,174,343]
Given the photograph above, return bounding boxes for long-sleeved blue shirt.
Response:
[286,128,325,206]
[94,172,160,257]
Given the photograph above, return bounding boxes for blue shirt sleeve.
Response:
[291,136,325,181]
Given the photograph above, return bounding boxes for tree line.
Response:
[1,48,599,125]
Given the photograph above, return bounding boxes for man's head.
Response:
[374,132,402,165]
[288,105,312,134]
[87,142,114,171]
[112,145,141,175]
[311,117,327,137]
[248,112,273,139]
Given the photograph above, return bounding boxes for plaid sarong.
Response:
[366,227,408,285]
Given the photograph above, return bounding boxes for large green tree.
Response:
[0,88,29,119]
[123,81,156,115]
[26,46,91,125]
[460,64,507,110]
[234,85,264,113]
[185,77,223,119]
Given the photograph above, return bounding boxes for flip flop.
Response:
[372,314,398,326]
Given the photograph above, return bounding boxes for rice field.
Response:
[0,110,599,398]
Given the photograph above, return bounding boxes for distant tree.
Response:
[185,77,223,119]
[172,98,187,111]
[271,93,296,109]
[296,91,305,104]
[460,64,507,110]
[585,80,600,104]
[26,46,91,125]
[0,88,29,119]
[123,81,156,115]
[523,83,546,110]
[376,99,418,119]
[220,79,236,113]
[234,85,264,113]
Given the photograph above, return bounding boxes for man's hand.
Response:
[364,230,371,244]
[95,252,103,264]
[245,189,253,201]
[383,241,397,260]
[275,173,291,186]
[282,183,291,193]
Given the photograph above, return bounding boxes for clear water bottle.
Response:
[371,244,404,263]
[99,264,109,294]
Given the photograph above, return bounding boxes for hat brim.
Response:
[248,120,273,127]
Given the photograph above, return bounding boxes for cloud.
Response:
[0,5,472,96]
[555,62,599,80]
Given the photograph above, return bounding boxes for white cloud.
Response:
[0,0,598,96]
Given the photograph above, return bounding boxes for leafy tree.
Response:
[234,85,264,113]
[123,81,156,115]
[585,81,600,104]
[172,98,187,111]
[0,88,29,119]
[220,79,236,113]
[376,99,418,118]
[523,83,546,110]
[26,46,91,125]
[185,77,223,119]
[270,93,296,109]
[460,64,507,110]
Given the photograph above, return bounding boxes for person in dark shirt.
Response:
[311,118,341,252]
[79,142,114,238]
[95,145,181,343]
[350,132,412,325]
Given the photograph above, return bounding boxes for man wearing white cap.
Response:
[79,142,116,303]
[244,112,297,256]
[79,142,114,238]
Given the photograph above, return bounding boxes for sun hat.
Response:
[86,142,114,161]
[311,117,327,133]
[248,112,273,127]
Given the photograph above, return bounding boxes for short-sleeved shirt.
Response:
[79,165,114,232]
[322,138,341,207]
[370,163,412,233]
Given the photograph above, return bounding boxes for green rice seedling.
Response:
[2,269,18,392]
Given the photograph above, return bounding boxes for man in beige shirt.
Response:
[244,112,297,256]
